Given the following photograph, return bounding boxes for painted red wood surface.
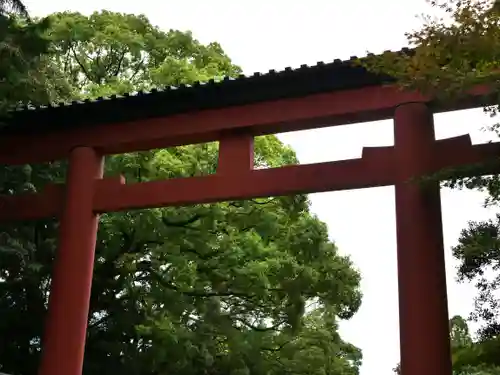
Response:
[0,84,489,165]
[394,103,452,375]
[0,81,497,375]
[0,134,498,221]
[38,147,103,375]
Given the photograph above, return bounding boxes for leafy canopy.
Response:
[0,10,363,375]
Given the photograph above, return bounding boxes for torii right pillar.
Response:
[394,102,452,375]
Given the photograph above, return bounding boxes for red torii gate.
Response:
[0,53,498,375]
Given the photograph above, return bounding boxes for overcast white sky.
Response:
[23,0,500,374]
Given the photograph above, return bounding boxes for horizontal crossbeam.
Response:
[0,135,497,221]
[0,85,490,165]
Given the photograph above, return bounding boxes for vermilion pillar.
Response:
[394,103,452,375]
[39,147,103,375]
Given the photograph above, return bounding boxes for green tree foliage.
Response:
[0,7,74,375]
[0,10,363,375]
[394,316,500,375]
[448,315,500,375]
[362,0,500,372]
[362,0,500,99]
[0,14,70,114]
[0,0,28,17]
[43,11,241,98]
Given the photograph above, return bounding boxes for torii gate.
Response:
[0,53,498,375]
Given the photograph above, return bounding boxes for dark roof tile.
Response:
[0,49,410,135]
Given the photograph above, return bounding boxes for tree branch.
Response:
[136,261,286,300]
[261,340,294,352]
[70,44,91,82]
[235,317,285,332]
[161,213,203,227]
[130,56,145,81]
[112,50,126,77]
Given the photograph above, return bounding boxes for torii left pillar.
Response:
[39,147,103,375]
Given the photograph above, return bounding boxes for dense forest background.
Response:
[0,2,363,375]
[1,0,500,374]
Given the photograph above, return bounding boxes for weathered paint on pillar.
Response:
[39,147,103,375]
[394,103,452,375]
